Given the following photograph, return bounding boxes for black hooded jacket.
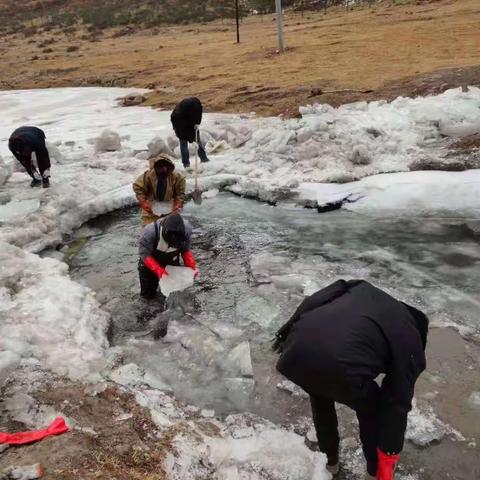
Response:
[8,126,51,176]
[170,97,203,142]
[275,279,428,452]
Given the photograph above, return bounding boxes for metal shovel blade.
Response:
[192,188,203,205]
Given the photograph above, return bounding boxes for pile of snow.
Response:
[0,241,109,382]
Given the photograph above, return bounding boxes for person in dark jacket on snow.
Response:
[8,126,51,188]
[273,279,428,480]
[138,212,198,300]
[170,97,210,169]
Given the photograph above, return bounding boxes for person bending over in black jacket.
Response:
[8,126,51,188]
[273,279,428,480]
[170,97,210,170]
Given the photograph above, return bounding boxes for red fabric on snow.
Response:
[0,417,69,445]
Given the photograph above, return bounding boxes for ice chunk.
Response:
[147,136,175,157]
[225,378,255,411]
[468,392,480,408]
[0,155,13,186]
[160,266,194,297]
[207,428,330,480]
[235,296,280,328]
[225,341,253,378]
[201,409,215,418]
[110,363,144,387]
[0,199,40,223]
[95,129,122,153]
[151,200,173,216]
[406,399,464,446]
[277,380,309,399]
[202,188,219,199]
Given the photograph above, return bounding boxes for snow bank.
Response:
[2,87,480,253]
[0,241,109,381]
[299,170,480,217]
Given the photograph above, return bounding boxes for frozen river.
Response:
[66,194,480,413]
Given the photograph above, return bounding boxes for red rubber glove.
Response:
[181,250,199,278]
[0,417,69,445]
[172,199,183,213]
[144,256,167,279]
[377,449,400,480]
[138,198,153,215]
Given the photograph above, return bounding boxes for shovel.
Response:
[192,125,203,205]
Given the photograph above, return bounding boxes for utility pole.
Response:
[235,0,240,43]
[275,0,285,53]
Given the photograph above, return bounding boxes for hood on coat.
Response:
[149,154,175,171]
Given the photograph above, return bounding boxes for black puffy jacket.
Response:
[275,279,428,451]
[8,126,51,176]
[170,97,203,142]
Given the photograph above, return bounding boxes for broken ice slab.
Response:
[160,266,194,297]
[201,409,215,418]
[235,296,280,328]
[3,464,42,480]
[225,341,253,378]
[225,378,255,411]
[151,200,172,216]
[276,380,309,399]
[110,363,144,387]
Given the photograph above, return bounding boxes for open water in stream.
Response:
[66,193,480,480]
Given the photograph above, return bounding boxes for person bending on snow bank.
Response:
[170,97,210,171]
[273,279,428,480]
[138,212,198,300]
[8,126,51,188]
[133,154,186,226]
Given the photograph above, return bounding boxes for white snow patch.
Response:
[299,170,480,218]
[0,242,109,382]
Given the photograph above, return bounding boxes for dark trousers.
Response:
[310,379,381,476]
[138,261,161,299]
[138,257,180,299]
[180,137,209,167]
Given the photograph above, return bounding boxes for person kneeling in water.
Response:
[138,212,198,300]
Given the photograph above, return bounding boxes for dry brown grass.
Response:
[1,0,479,115]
